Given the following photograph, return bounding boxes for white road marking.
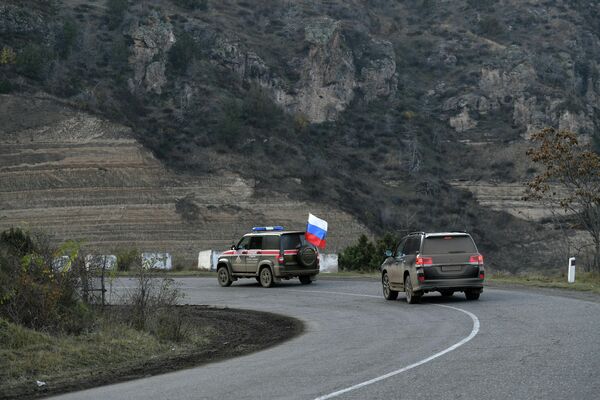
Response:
[288,289,480,400]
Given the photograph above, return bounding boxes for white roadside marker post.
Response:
[568,257,576,283]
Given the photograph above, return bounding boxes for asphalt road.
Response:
[50,278,600,400]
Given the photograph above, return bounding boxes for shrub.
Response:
[478,16,504,38]
[0,46,17,65]
[56,17,79,59]
[0,229,93,333]
[0,79,13,94]
[115,247,140,271]
[339,233,399,272]
[173,0,208,10]
[106,0,128,30]
[168,32,197,73]
[16,44,50,80]
[124,267,184,330]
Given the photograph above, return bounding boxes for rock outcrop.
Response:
[127,12,175,95]
[204,17,397,123]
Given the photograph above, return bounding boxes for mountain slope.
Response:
[1,0,598,270]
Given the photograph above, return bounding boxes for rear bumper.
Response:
[416,278,484,292]
[274,265,319,278]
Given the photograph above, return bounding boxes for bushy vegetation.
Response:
[339,233,399,272]
[0,228,92,333]
[168,31,198,73]
[106,0,128,30]
[172,0,208,11]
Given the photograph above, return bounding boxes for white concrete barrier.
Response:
[85,254,117,271]
[52,255,70,272]
[198,250,212,271]
[320,253,338,273]
[142,252,172,270]
[198,250,222,271]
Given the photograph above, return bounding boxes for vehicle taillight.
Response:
[415,256,433,266]
[278,254,285,265]
[479,270,485,280]
[469,254,484,265]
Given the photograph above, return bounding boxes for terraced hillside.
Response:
[0,94,369,265]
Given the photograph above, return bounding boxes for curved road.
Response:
[51,278,599,400]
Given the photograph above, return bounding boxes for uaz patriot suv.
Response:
[381,232,484,304]
[217,227,320,288]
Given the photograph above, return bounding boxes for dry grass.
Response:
[0,313,209,398]
[487,271,600,294]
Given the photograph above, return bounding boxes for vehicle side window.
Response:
[396,239,407,257]
[237,236,251,250]
[405,237,420,255]
[262,236,279,250]
[249,236,263,250]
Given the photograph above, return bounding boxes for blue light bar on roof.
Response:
[252,226,284,231]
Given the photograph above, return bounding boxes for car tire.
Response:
[405,274,421,304]
[297,245,318,268]
[440,290,454,297]
[259,266,274,288]
[382,272,398,300]
[299,275,313,285]
[465,290,481,300]
[217,266,233,287]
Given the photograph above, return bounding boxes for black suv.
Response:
[217,228,320,288]
[381,232,485,304]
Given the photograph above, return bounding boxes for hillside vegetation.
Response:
[1,0,599,271]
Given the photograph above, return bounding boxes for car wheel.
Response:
[405,274,421,304]
[440,290,454,297]
[382,272,398,300]
[217,266,232,287]
[259,266,274,288]
[299,275,312,285]
[465,290,480,300]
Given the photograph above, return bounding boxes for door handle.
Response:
[256,251,261,255]
[241,251,248,255]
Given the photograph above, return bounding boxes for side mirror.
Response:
[230,244,236,250]
[385,250,393,257]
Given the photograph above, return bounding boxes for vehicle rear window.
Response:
[422,236,477,254]
[280,233,305,250]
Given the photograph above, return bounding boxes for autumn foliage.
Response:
[525,128,600,269]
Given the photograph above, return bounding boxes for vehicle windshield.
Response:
[280,233,306,250]
[422,235,477,254]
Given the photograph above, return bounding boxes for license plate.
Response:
[441,266,461,272]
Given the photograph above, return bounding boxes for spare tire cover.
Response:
[297,246,317,267]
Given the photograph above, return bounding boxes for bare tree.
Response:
[525,128,600,270]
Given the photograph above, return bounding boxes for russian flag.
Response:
[305,213,328,249]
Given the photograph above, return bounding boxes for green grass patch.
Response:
[487,272,600,294]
